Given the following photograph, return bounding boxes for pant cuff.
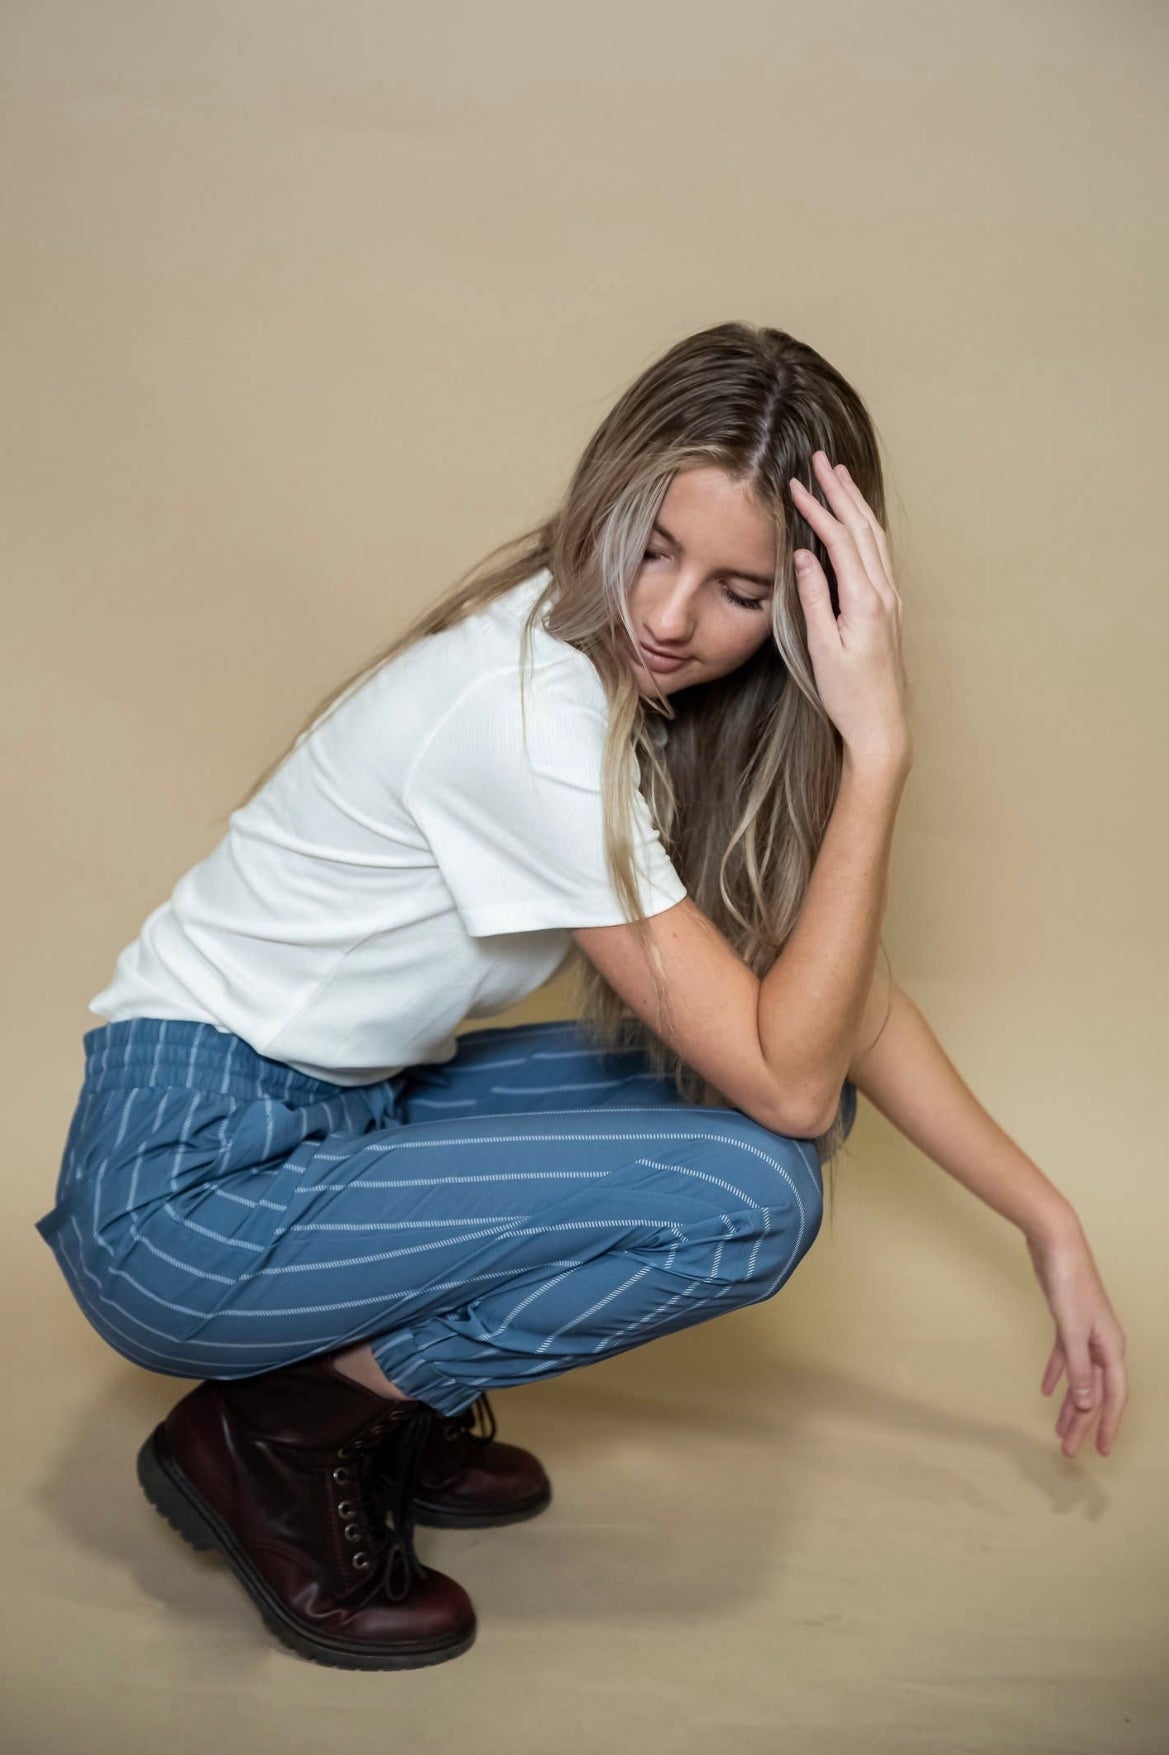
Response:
[368,1328,485,1418]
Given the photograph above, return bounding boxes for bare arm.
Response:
[845,978,1129,1461]
[759,753,908,1134]
[572,898,819,1137]
[574,451,911,1139]
[848,979,1078,1242]
[571,755,905,1141]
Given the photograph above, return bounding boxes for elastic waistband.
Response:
[80,1018,361,1104]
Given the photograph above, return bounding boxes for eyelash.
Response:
[641,550,767,613]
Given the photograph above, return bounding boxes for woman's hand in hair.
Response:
[789,451,911,775]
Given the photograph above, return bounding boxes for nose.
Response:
[644,584,698,648]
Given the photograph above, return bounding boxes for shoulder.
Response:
[475,568,611,717]
[422,624,607,741]
[403,648,612,801]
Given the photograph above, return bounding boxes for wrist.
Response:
[842,743,911,791]
[1022,1197,1084,1251]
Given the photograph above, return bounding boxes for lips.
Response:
[633,636,691,672]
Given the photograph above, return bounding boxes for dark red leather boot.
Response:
[136,1356,476,1669]
[401,1393,553,1529]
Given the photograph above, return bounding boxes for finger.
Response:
[810,454,901,621]
[1090,1358,1107,1451]
[1056,1379,1091,1440]
[1065,1333,1097,1415]
[833,462,893,563]
[1040,1339,1064,1397]
[830,463,900,605]
[810,453,899,613]
[792,550,842,650]
[788,475,885,620]
[1096,1351,1129,1455]
[1058,1360,1106,1459]
[1059,1394,1098,1459]
[1072,1363,1107,1458]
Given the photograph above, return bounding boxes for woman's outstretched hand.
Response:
[1025,1220,1128,1458]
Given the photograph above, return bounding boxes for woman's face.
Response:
[624,466,778,696]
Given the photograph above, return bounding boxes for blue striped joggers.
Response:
[34,1017,858,1417]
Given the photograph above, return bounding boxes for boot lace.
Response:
[334,1405,437,1602]
[439,1392,497,1451]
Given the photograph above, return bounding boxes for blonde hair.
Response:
[225,321,902,1211]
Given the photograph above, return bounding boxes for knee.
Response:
[711,1108,825,1216]
[706,1115,824,1301]
[753,1175,823,1299]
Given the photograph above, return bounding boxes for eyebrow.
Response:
[651,520,775,589]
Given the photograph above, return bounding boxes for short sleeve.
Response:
[402,660,688,937]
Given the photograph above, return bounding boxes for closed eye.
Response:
[720,584,767,612]
[641,549,768,613]
[642,551,768,614]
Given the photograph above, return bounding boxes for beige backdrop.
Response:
[4,2,1167,1750]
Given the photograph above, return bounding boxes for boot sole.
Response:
[136,1423,477,1671]
[412,1481,553,1529]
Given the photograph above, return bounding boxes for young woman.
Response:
[35,321,1127,1673]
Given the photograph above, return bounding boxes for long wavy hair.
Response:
[225,320,902,1210]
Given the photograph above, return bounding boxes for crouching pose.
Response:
[35,321,1126,1670]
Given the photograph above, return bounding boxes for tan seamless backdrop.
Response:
[3,2,1167,1752]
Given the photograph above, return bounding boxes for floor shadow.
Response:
[31,1296,1108,1655]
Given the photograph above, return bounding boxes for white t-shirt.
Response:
[88,568,688,1085]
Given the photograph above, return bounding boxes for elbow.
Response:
[775,1085,844,1141]
[792,1106,837,1141]
[805,1104,841,1141]
[765,1095,828,1137]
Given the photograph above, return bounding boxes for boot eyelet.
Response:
[352,1552,370,1569]
[343,1523,362,1541]
[336,1444,352,1459]
[332,1467,352,1483]
[336,1500,354,1518]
